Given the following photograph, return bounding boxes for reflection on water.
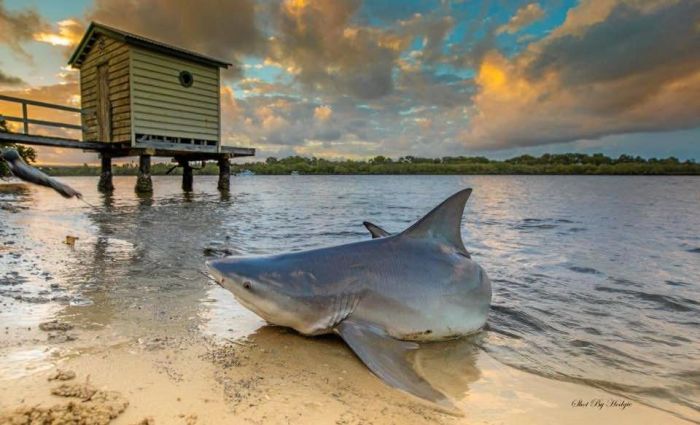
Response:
[413,335,482,403]
[200,285,265,340]
[1,175,699,421]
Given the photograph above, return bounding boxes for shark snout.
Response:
[206,257,256,289]
[206,259,229,286]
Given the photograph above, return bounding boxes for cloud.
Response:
[87,0,264,77]
[3,0,699,162]
[33,19,84,48]
[0,0,49,61]
[264,4,459,100]
[0,70,25,86]
[396,68,474,108]
[527,2,700,87]
[220,80,377,154]
[313,105,332,121]
[497,3,545,34]
[266,0,402,99]
[397,13,455,63]
[462,0,700,149]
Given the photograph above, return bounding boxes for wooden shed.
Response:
[68,22,230,153]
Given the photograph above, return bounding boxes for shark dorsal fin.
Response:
[401,189,472,251]
[363,221,391,239]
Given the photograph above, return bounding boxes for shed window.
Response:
[179,70,194,87]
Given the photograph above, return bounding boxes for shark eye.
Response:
[243,281,252,290]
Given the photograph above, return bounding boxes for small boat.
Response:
[236,169,255,177]
[290,170,300,176]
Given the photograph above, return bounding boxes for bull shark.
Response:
[206,188,492,409]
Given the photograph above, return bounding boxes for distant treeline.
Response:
[39,153,700,176]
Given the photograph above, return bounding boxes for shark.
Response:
[206,188,492,409]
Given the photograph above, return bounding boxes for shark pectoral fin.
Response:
[362,221,391,239]
[336,319,456,412]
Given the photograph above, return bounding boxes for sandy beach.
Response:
[1,319,695,425]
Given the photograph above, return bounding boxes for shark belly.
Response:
[348,248,492,342]
[354,285,490,342]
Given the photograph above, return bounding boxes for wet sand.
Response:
[1,324,694,425]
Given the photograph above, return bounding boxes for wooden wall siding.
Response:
[80,35,131,143]
[131,47,220,143]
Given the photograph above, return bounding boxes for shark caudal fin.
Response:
[363,221,391,239]
[400,188,471,252]
[336,319,458,413]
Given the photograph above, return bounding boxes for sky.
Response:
[0,0,698,165]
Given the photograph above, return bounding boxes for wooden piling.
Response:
[97,155,114,192]
[181,159,193,192]
[135,154,153,193]
[217,156,230,192]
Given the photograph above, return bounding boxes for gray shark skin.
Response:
[362,221,472,257]
[1,149,82,199]
[207,189,491,410]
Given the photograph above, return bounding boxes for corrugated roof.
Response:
[68,22,232,69]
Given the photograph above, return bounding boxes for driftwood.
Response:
[0,149,82,199]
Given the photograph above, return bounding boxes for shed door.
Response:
[96,63,111,142]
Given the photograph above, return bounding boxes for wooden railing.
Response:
[0,94,84,134]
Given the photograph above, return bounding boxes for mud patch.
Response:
[39,320,74,332]
[0,379,128,425]
[137,336,179,351]
[222,376,264,407]
[48,369,76,381]
[202,340,249,369]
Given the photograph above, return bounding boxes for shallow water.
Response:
[1,175,698,421]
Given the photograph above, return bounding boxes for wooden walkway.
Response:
[0,131,254,159]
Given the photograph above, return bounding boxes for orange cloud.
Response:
[33,19,84,47]
[313,105,332,121]
[462,0,700,149]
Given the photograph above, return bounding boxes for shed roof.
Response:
[68,22,232,69]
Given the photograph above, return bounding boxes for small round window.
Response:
[179,70,194,87]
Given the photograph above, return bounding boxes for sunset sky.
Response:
[0,0,698,164]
